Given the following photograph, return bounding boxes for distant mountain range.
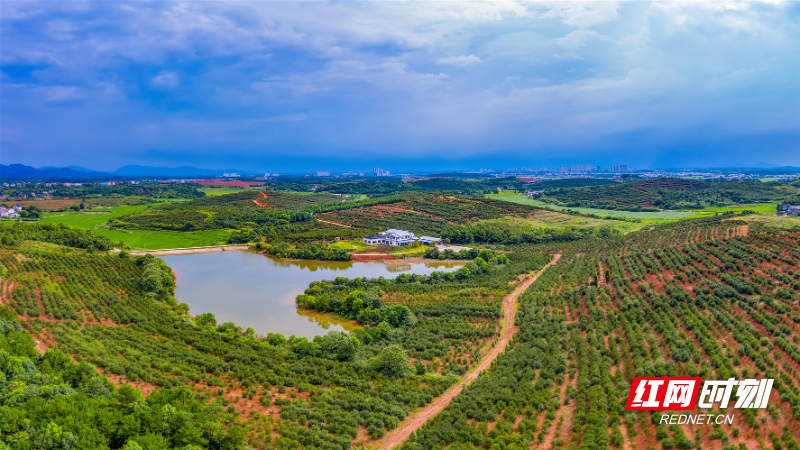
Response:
[0,164,259,180]
[1,164,110,180]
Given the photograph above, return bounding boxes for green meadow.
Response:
[487,194,699,221]
[200,187,255,196]
[681,203,778,214]
[329,239,375,252]
[93,228,232,250]
[489,193,781,223]
[39,203,232,250]
[38,204,153,229]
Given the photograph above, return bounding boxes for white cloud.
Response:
[555,30,605,50]
[253,60,448,96]
[151,71,180,89]
[3,0,800,164]
[539,2,623,29]
[436,55,482,67]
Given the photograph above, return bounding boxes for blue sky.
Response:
[2,1,800,173]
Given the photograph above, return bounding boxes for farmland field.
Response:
[38,203,233,249]
[0,196,147,212]
[539,177,790,211]
[682,203,779,215]
[4,187,800,450]
[0,221,551,449]
[200,186,258,196]
[488,193,700,221]
[401,220,800,450]
[328,239,376,252]
[38,204,154,229]
[94,227,232,249]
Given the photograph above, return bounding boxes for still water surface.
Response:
[161,251,463,339]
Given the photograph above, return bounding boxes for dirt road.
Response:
[127,245,249,256]
[377,253,562,449]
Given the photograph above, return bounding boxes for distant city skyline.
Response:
[6,160,800,181]
[2,1,799,170]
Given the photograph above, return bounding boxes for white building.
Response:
[363,229,427,247]
[0,207,19,219]
[418,236,443,246]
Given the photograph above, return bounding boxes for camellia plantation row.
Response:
[401,219,800,450]
[0,221,551,449]
[110,190,626,251]
[1,185,800,450]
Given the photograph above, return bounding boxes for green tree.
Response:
[197,312,217,327]
[372,344,410,377]
[318,331,360,362]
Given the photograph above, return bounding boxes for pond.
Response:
[161,251,463,339]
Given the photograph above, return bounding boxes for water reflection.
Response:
[385,263,412,272]
[271,259,354,272]
[161,251,463,339]
[295,309,361,333]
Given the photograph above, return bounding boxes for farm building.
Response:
[418,236,443,246]
[362,229,441,247]
[0,206,20,219]
[780,204,800,216]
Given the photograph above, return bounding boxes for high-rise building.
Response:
[316,171,331,177]
[373,168,386,177]
[611,164,628,172]
[559,165,597,173]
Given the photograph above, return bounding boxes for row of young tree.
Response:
[402,222,800,450]
[2,222,526,448]
[440,222,620,245]
[1,182,207,200]
[0,222,115,250]
[0,308,249,450]
[423,247,511,261]
[541,178,787,211]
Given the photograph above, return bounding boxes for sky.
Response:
[2,1,800,173]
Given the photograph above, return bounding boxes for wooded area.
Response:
[2,179,800,450]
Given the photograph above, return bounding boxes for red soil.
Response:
[377,254,561,449]
[315,218,353,228]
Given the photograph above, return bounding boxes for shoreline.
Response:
[261,252,466,265]
[128,244,250,256]
[131,246,466,264]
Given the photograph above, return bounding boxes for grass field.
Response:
[38,204,154,229]
[738,214,800,229]
[39,203,232,250]
[681,203,778,214]
[484,215,648,234]
[388,245,427,255]
[0,197,147,212]
[487,193,699,221]
[200,187,256,196]
[329,240,376,251]
[94,228,232,250]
